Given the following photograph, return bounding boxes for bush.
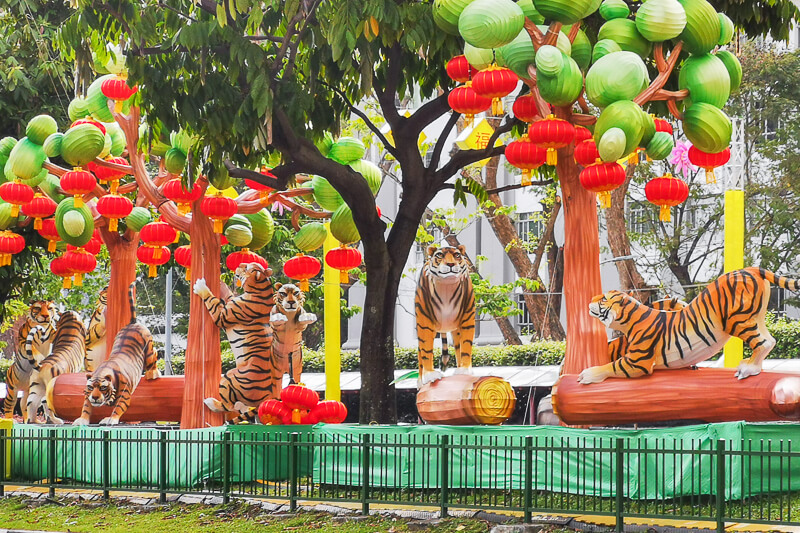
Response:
[0,358,12,383]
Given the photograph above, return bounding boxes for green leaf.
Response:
[390,370,419,384]
[216,3,227,27]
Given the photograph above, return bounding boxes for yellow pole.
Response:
[323,224,341,401]
[723,189,745,367]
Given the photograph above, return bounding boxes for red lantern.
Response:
[174,245,192,281]
[654,118,673,135]
[579,162,626,208]
[574,126,592,144]
[325,245,362,284]
[688,146,730,184]
[258,399,290,425]
[71,118,106,135]
[0,181,34,217]
[100,75,138,113]
[225,249,268,272]
[504,136,547,186]
[283,253,321,292]
[645,173,689,222]
[50,256,73,289]
[446,55,477,83]
[140,219,177,260]
[281,383,319,424]
[96,194,133,232]
[88,157,129,193]
[137,245,170,277]
[245,167,275,205]
[68,240,101,257]
[472,65,518,115]
[201,193,238,234]
[0,231,25,267]
[21,193,57,230]
[511,94,539,123]
[38,218,60,253]
[63,247,97,286]
[528,115,575,166]
[61,169,97,208]
[574,140,600,167]
[310,400,348,424]
[162,178,203,215]
[448,83,491,127]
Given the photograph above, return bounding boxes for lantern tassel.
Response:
[627,152,638,166]
[521,170,531,187]
[34,218,42,230]
[259,190,270,205]
[292,409,302,424]
[546,148,557,166]
[48,241,57,253]
[659,205,672,222]
[62,277,71,290]
[74,273,83,286]
[213,219,223,234]
[114,100,124,113]
[110,181,119,194]
[464,114,474,128]
[705,168,716,184]
[148,265,157,278]
[178,204,190,216]
[109,219,118,232]
[10,205,19,218]
[339,271,349,284]
[300,279,310,292]
[74,196,84,209]
[185,267,191,282]
[597,191,612,209]
[491,98,503,116]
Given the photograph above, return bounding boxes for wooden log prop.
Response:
[553,368,800,426]
[49,373,184,424]
[416,374,516,425]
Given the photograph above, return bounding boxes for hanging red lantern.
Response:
[574,126,592,144]
[88,157,129,193]
[654,118,673,135]
[245,167,275,205]
[140,219,177,260]
[504,136,547,186]
[38,218,60,253]
[687,146,730,184]
[448,83,491,127]
[528,115,575,166]
[96,194,133,232]
[201,193,238,234]
[21,193,57,230]
[283,253,321,292]
[0,231,25,267]
[574,139,600,167]
[71,118,106,135]
[281,383,319,424]
[325,245,362,284]
[68,240,101,258]
[579,162,626,209]
[50,256,73,289]
[472,65,518,115]
[446,55,477,83]
[645,173,689,222]
[258,399,290,425]
[225,249,268,272]
[163,178,203,215]
[63,247,97,286]
[0,181,34,217]
[511,94,540,123]
[137,245,170,277]
[100,75,138,113]
[310,400,348,424]
[174,245,192,281]
[61,168,97,208]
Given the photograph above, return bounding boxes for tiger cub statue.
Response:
[194,262,279,423]
[84,287,108,372]
[3,300,57,420]
[580,267,799,385]
[607,296,686,363]
[74,282,160,426]
[25,311,86,424]
[415,245,476,387]
[270,283,317,383]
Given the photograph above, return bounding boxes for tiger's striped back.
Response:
[607,297,686,363]
[84,287,108,372]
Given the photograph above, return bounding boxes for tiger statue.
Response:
[3,300,57,419]
[579,268,798,385]
[194,262,279,423]
[270,283,317,383]
[84,287,108,372]
[74,282,160,426]
[415,245,476,386]
[607,296,687,363]
[25,311,86,424]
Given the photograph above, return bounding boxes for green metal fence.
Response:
[2,424,800,532]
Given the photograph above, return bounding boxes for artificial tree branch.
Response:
[43,162,67,177]
[523,73,551,118]
[571,114,598,126]
[577,95,591,115]
[324,81,398,157]
[524,19,544,49]
[543,22,563,47]
[651,88,690,101]
[634,41,685,106]
[567,22,580,44]
[667,99,683,121]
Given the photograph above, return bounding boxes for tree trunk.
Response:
[606,167,650,301]
[496,317,522,345]
[547,238,563,317]
[102,230,139,356]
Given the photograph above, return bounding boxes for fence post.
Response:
[0,428,6,498]
[523,436,533,523]
[102,431,110,500]
[222,431,231,504]
[47,429,57,499]
[440,434,450,519]
[158,432,167,504]
[288,432,298,512]
[716,439,726,533]
[615,438,624,533]
[361,433,371,516]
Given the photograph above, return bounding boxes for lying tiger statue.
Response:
[579,268,797,385]
[415,245,476,386]
[270,283,317,383]
[74,282,160,426]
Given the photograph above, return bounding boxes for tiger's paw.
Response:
[145,368,161,380]
[299,313,317,325]
[203,397,224,412]
[271,313,288,324]
[735,362,762,380]
[48,415,64,425]
[233,401,251,413]
[73,417,90,426]
[419,370,444,387]
[99,417,120,426]
[453,367,472,376]
[577,366,609,385]
[193,279,211,298]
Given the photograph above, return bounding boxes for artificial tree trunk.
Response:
[102,230,139,356]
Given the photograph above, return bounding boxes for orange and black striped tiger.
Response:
[271,283,317,383]
[194,262,278,423]
[607,297,686,363]
[415,245,475,386]
[84,287,108,372]
[73,282,160,426]
[579,268,798,385]
[26,310,86,424]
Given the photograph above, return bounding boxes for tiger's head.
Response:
[274,283,305,317]
[589,290,643,330]
[95,287,108,309]
[234,262,274,293]
[28,300,56,326]
[426,245,468,278]
[84,371,117,407]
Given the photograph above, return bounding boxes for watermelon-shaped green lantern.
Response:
[585,51,649,108]
[61,123,106,168]
[532,0,599,24]
[715,50,742,93]
[458,0,524,50]
[464,43,496,71]
[682,102,732,153]
[433,0,476,35]
[328,137,366,165]
[592,39,622,63]
[678,53,730,108]
[311,176,344,212]
[598,19,652,59]
[599,0,629,20]
[472,66,518,115]
[529,114,575,166]
[570,27,593,71]
[646,131,675,161]
[533,46,583,107]
[677,0,720,55]
[635,0,687,42]
[516,0,545,23]
[26,115,58,145]
[348,160,383,195]
[593,100,646,160]
[330,204,360,244]
[718,12,735,45]
[497,30,536,79]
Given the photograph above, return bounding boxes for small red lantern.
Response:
[61,169,97,208]
[446,55,477,83]
[68,240,101,257]
[654,118,673,135]
[283,253,321,291]
[0,231,25,267]
[574,140,600,167]
[21,193,57,230]
[511,94,539,123]
[645,173,689,222]
[100,75,138,113]
[325,245,362,284]
[140,219,177,260]
[174,245,192,281]
[163,178,203,215]
[0,181,34,217]
[88,157,129,193]
[281,383,319,424]
[310,400,348,424]
[137,245,170,277]
[448,83,491,127]
[574,126,593,144]
[472,65,518,115]
[688,146,731,184]
[245,167,275,205]
[63,247,97,286]
[201,193,238,234]
[579,162,626,208]
[504,136,547,186]
[50,256,72,289]
[71,118,106,135]
[528,115,575,166]
[96,194,133,232]
[258,399,289,425]
[225,249,268,272]
[38,218,60,252]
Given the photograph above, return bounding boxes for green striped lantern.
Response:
[585,51,649,108]
[677,0,720,55]
[433,0,475,34]
[592,39,622,63]
[534,46,583,107]
[646,131,674,161]
[594,100,645,157]
[718,13,735,45]
[497,30,536,78]
[458,0,524,49]
[570,27,592,71]
[635,0,687,42]
[516,0,545,23]
[715,50,742,93]
[532,0,599,24]
[598,0,629,20]
[598,19,652,59]
[682,103,732,153]
[678,53,730,109]
[464,43,496,70]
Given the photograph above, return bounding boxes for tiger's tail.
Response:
[128,282,137,324]
[440,333,450,370]
[760,268,800,292]
[229,409,258,425]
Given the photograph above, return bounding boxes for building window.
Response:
[627,203,655,234]
[769,286,786,316]
[517,212,544,243]
[516,294,534,335]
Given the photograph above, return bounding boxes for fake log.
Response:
[553,368,800,426]
[49,373,184,424]
[416,374,516,425]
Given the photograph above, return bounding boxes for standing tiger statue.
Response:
[74,282,160,426]
[607,296,686,363]
[194,262,279,423]
[84,287,108,372]
[415,245,476,386]
[3,300,57,419]
[271,283,317,383]
[579,268,798,385]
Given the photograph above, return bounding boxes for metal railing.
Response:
[2,426,799,532]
